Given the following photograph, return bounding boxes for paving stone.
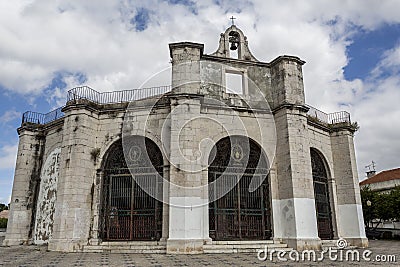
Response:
[0,240,398,266]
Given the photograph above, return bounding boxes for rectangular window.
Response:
[225,72,243,94]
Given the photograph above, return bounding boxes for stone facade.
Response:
[4,25,367,253]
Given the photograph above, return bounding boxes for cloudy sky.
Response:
[0,0,400,204]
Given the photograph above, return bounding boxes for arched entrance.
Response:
[100,136,163,241]
[311,148,333,240]
[208,136,271,240]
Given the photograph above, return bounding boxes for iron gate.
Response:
[100,137,163,241]
[209,169,271,240]
[311,149,333,240]
[208,136,271,240]
[105,173,163,241]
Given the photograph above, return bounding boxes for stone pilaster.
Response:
[270,56,320,250]
[3,128,45,246]
[273,108,320,250]
[48,106,98,252]
[166,41,210,254]
[331,128,368,247]
[166,96,210,254]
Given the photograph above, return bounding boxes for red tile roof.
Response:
[360,167,400,185]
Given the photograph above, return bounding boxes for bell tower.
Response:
[211,25,258,61]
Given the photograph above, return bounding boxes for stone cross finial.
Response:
[230,16,236,25]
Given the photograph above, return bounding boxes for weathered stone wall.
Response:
[34,147,61,244]
[3,129,43,245]
[32,123,64,244]
[49,108,99,251]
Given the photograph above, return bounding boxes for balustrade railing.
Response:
[22,106,65,125]
[67,85,172,104]
[306,105,351,124]
[21,86,350,126]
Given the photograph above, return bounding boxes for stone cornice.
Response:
[169,42,204,58]
[272,103,309,114]
[269,55,306,66]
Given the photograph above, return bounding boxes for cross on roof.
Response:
[230,16,236,25]
[365,160,376,171]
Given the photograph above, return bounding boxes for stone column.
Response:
[161,166,170,242]
[48,106,98,252]
[166,42,210,253]
[3,128,44,246]
[87,170,102,245]
[270,56,321,250]
[331,128,368,247]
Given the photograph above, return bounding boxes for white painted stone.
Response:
[169,196,208,240]
[337,204,366,238]
[34,148,61,244]
[273,198,319,239]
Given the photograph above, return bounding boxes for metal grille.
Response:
[209,136,271,240]
[100,138,163,241]
[311,149,333,240]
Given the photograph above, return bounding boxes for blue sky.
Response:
[1,0,400,204]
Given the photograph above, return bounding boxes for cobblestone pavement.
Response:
[0,239,398,266]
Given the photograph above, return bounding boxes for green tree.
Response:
[389,186,400,220]
[361,186,378,229]
[0,218,7,228]
[361,185,400,230]
[0,203,8,212]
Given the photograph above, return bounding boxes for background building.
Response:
[360,167,400,238]
[360,168,400,193]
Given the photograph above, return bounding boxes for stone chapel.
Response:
[4,25,367,253]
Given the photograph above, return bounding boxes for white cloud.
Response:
[371,45,400,78]
[0,1,399,95]
[0,110,21,124]
[352,45,400,178]
[0,144,18,170]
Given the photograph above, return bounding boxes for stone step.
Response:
[101,241,166,246]
[83,248,166,254]
[203,241,291,254]
[321,240,338,246]
[85,245,166,250]
[203,243,288,250]
[83,246,166,253]
[321,240,358,250]
[204,247,293,254]
[84,240,291,254]
[83,241,167,253]
[209,240,275,245]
